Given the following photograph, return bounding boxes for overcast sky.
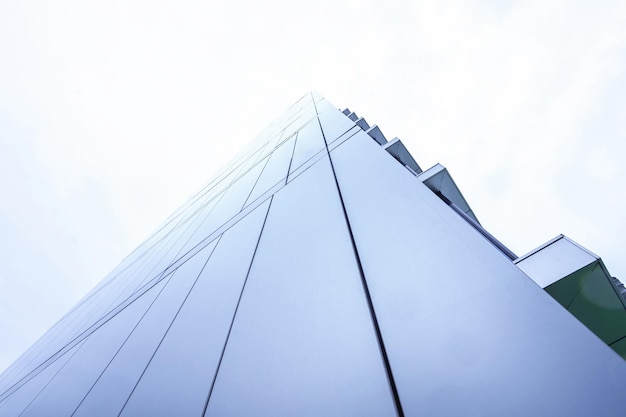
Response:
[1,0,625,372]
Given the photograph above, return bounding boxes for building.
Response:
[0,92,625,416]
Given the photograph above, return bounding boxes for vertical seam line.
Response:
[201,196,274,416]
[116,237,224,416]
[311,93,405,417]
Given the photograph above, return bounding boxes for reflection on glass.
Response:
[118,200,271,416]
[205,157,396,417]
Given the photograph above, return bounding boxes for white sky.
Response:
[1,0,625,372]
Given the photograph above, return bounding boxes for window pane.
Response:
[68,240,220,417]
[205,156,396,417]
[17,276,169,417]
[117,200,272,416]
[329,132,626,416]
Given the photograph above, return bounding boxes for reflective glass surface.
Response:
[14,278,168,416]
[329,132,626,416]
[0,342,82,416]
[516,236,597,287]
[176,159,266,256]
[69,241,219,417]
[317,105,355,145]
[117,200,271,416]
[3,94,626,417]
[205,157,396,417]
[245,136,297,205]
[287,118,325,176]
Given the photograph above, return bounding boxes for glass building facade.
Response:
[1,92,625,416]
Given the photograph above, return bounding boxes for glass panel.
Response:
[0,341,83,416]
[317,106,355,146]
[187,146,263,210]
[0,299,93,394]
[516,236,597,287]
[286,150,327,185]
[55,203,217,346]
[174,154,249,213]
[313,96,333,113]
[17,277,169,417]
[119,197,222,290]
[278,106,317,143]
[116,200,272,417]
[67,240,219,417]
[329,132,626,416]
[245,136,297,206]
[287,118,325,176]
[176,160,266,256]
[205,157,396,417]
